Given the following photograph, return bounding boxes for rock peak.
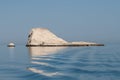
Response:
[32,28,48,30]
[26,28,104,46]
[27,28,67,45]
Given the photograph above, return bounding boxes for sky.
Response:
[0,0,120,45]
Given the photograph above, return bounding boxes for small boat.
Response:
[8,43,15,47]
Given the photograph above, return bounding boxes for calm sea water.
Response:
[0,43,120,80]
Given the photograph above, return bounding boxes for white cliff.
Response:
[26,28,104,46]
[27,28,67,45]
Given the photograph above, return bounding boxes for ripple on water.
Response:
[1,45,120,80]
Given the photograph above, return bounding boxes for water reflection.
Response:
[27,67,62,77]
[9,47,15,62]
[27,47,66,77]
[28,47,66,57]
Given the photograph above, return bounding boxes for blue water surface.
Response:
[0,43,120,80]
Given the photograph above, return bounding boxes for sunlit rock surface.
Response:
[26,28,104,46]
[26,28,67,46]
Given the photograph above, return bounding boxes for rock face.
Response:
[26,28,104,46]
[26,28,67,46]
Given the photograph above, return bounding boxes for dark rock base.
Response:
[26,44,104,47]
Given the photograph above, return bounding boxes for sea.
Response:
[0,43,120,80]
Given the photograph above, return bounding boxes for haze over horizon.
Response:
[0,0,120,45]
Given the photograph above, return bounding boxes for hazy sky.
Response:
[0,0,120,44]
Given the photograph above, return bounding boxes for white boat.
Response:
[8,43,15,47]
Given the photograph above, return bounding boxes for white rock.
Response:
[71,41,96,44]
[27,28,67,45]
[26,28,103,46]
